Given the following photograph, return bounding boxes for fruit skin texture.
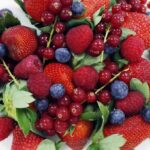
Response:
[2,26,38,61]
[123,12,150,49]
[116,91,145,116]
[121,36,145,63]
[0,117,14,141]
[24,0,51,22]
[104,115,150,150]
[44,63,74,95]
[14,55,43,79]
[81,0,110,19]
[27,73,51,98]
[73,66,99,91]
[128,58,150,87]
[11,126,43,150]
[66,25,93,54]
[60,120,93,150]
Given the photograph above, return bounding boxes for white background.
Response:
[0,0,150,150]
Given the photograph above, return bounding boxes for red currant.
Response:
[70,102,83,117]
[94,34,104,40]
[48,103,58,117]
[87,91,97,103]
[98,90,111,105]
[46,129,56,136]
[38,33,49,46]
[121,3,132,12]
[111,13,125,28]
[107,35,120,47]
[119,71,132,84]
[99,69,112,84]
[54,120,69,134]
[69,116,79,125]
[49,0,62,14]
[72,88,86,103]
[103,10,112,22]
[55,22,66,33]
[58,95,71,106]
[38,48,55,60]
[52,33,65,48]
[95,23,106,33]
[56,106,70,121]
[111,28,122,37]
[60,8,73,21]
[112,4,121,14]
[88,39,104,57]
[41,11,55,25]
[60,0,73,6]
[105,62,118,74]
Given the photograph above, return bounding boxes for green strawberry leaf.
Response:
[56,141,65,150]
[0,104,7,117]
[93,6,105,26]
[0,18,5,34]
[87,143,99,150]
[99,134,126,150]
[110,0,117,7]
[39,25,53,33]
[37,139,56,150]
[120,28,136,41]
[130,78,150,100]
[15,0,26,12]
[72,53,105,71]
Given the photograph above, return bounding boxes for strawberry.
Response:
[123,12,150,48]
[128,58,150,87]
[44,63,74,95]
[2,25,38,61]
[11,126,43,150]
[24,0,51,22]
[81,0,110,19]
[0,117,15,141]
[60,120,93,150]
[104,115,150,150]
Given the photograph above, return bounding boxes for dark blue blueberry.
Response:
[110,109,125,125]
[0,9,13,17]
[104,44,118,55]
[147,12,150,16]
[142,107,150,123]
[50,83,65,99]
[71,1,85,16]
[0,43,7,58]
[55,48,71,63]
[35,99,49,112]
[111,80,128,99]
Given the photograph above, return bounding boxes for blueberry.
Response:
[111,80,128,99]
[71,1,85,16]
[104,44,118,55]
[147,12,150,16]
[35,99,49,112]
[55,48,71,63]
[0,9,13,17]
[110,109,125,125]
[142,107,150,123]
[0,43,7,58]
[50,84,65,99]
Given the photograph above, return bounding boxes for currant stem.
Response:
[95,68,129,94]
[0,58,20,87]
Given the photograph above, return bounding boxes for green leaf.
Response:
[39,25,53,33]
[56,141,65,150]
[99,134,126,150]
[81,111,101,121]
[0,104,7,117]
[15,0,26,12]
[0,18,5,34]
[37,139,56,150]
[87,143,99,150]
[130,78,150,100]
[120,28,136,41]
[110,0,117,7]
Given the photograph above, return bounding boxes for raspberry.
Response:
[48,103,58,117]
[98,90,111,105]
[41,11,55,25]
[38,48,55,60]
[107,35,120,47]
[95,23,105,33]
[112,4,121,14]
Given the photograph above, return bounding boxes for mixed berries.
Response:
[0,0,150,150]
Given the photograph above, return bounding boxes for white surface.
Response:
[0,0,150,150]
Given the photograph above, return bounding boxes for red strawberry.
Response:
[44,63,74,95]
[14,55,43,79]
[0,117,15,141]
[104,115,150,150]
[11,126,43,150]
[81,0,110,19]
[66,25,93,54]
[121,36,145,63]
[24,0,51,22]
[123,12,150,49]
[60,120,93,150]
[2,26,38,61]
[116,92,145,116]
[128,58,150,87]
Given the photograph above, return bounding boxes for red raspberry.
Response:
[58,95,71,106]
[111,28,122,37]
[99,69,112,84]
[98,90,111,105]
[38,48,55,60]
[48,103,58,117]
[52,33,65,48]
[103,10,112,22]
[95,23,105,33]
[119,72,132,84]
[112,4,121,14]
[107,35,120,47]
[105,62,118,74]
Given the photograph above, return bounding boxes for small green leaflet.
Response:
[81,111,101,121]
[120,28,136,41]
[93,6,105,26]
[56,141,65,150]
[72,53,105,71]
[130,78,150,100]
[110,0,117,7]
[15,0,26,12]
[99,134,126,150]
[39,25,53,33]
[0,104,7,117]
[37,139,56,150]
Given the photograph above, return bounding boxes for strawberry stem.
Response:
[0,58,20,87]
[95,68,129,94]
